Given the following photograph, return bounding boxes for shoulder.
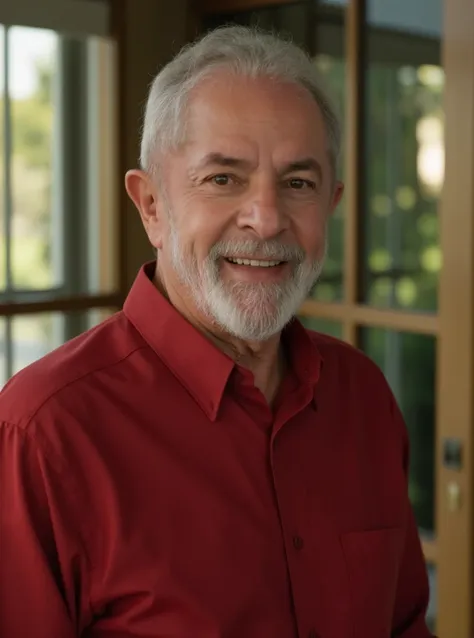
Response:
[0,311,147,430]
[309,329,382,372]
[305,328,406,455]
[306,328,392,395]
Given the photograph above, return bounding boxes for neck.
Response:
[154,266,286,404]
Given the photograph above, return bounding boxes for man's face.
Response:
[147,72,342,340]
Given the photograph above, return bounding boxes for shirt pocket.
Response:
[340,527,404,638]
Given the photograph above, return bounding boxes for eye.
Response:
[287,178,316,190]
[210,174,233,186]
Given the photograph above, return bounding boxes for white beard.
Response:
[168,221,326,341]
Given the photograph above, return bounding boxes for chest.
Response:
[82,392,406,638]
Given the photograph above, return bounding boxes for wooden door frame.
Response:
[437,0,474,634]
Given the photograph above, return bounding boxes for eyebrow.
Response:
[194,152,254,171]
[194,152,323,183]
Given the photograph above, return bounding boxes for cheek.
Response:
[177,201,234,258]
[293,207,328,255]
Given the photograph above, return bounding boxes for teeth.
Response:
[226,258,283,267]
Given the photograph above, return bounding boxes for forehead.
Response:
[182,71,329,164]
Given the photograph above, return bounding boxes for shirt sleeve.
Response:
[0,420,92,637]
[390,401,438,638]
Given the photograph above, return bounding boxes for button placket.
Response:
[292,535,304,551]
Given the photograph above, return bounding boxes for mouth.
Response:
[224,257,286,268]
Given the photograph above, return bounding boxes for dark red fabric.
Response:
[0,262,433,638]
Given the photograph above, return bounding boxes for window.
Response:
[202,1,444,628]
[0,24,119,382]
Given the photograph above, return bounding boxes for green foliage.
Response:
[0,59,54,291]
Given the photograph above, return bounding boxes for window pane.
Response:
[362,1,444,311]
[299,315,343,339]
[367,0,442,38]
[6,28,117,294]
[426,562,437,632]
[11,308,117,376]
[9,27,59,290]
[203,2,308,47]
[310,7,346,303]
[359,328,436,534]
[12,312,63,374]
[86,307,116,330]
[310,52,345,303]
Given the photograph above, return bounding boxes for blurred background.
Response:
[0,0,472,636]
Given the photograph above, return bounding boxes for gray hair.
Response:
[140,25,341,175]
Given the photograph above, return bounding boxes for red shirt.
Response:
[0,263,434,638]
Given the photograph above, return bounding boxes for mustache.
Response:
[208,239,306,263]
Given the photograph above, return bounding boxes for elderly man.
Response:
[0,26,434,638]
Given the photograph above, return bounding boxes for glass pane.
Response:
[203,2,309,48]
[12,313,64,374]
[311,6,346,303]
[368,0,442,38]
[11,308,118,376]
[9,27,59,290]
[426,562,437,632]
[360,328,435,533]
[299,315,343,339]
[363,1,444,311]
[87,307,116,330]
[6,29,117,294]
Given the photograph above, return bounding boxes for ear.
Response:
[125,169,164,250]
[329,180,344,215]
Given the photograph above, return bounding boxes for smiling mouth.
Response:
[225,257,285,268]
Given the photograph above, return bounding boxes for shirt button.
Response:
[293,535,304,550]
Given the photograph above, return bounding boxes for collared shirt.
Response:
[0,262,434,638]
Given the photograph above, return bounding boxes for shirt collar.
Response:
[123,262,323,419]
[282,317,322,390]
[123,262,235,420]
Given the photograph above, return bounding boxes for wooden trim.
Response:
[96,37,119,294]
[340,0,365,347]
[195,0,300,15]
[436,0,474,634]
[299,300,439,335]
[186,0,203,40]
[421,538,438,564]
[0,293,123,317]
[0,0,109,37]
[343,0,364,317]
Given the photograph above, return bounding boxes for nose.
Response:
[237,181,289,240]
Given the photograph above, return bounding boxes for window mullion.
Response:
[3,25,13,378]
[5,316,12,378]
[3,26,12,293]
[58,36,89,341]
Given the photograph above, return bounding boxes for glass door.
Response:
[199,1,474,635]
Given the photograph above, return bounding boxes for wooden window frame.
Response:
[0,9,125,378]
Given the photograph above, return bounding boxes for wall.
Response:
[0,0,109,37]
[119,0,189,290]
